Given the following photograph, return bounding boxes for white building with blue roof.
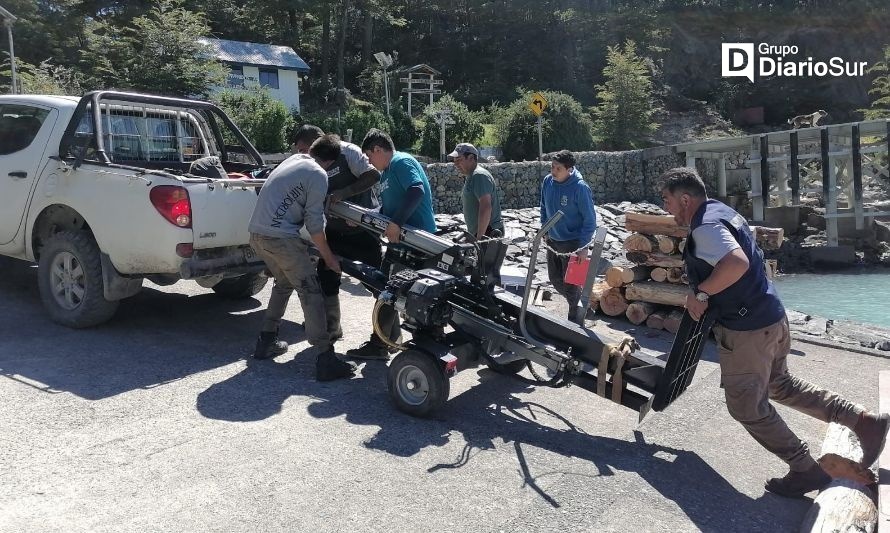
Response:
[198,37,310,112]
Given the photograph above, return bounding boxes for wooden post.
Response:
[685,154,696,171]
[760,135,770,211]
[852,123,864,231]
[717,155,727,198]
[750,139,764,221]
[822,128,839,246]
[790,131,800,205]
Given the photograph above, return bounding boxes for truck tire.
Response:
[37,230,119,328]
[211,273,268,299]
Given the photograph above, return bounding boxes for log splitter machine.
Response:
[328,201,715,419]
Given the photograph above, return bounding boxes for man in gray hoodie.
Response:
[247,136,356,381]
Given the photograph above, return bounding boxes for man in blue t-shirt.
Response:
[346,129,437,360]
[540,150,597,319]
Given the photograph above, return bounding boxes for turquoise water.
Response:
[773,271,890,329]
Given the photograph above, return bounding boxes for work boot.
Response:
[853,411,890,467]
[345,341,391,361]
[764,463,831,498]
[324,296,343,343]
[253,330,288,360]
[316,348,357,381]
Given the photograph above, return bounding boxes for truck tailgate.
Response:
[185,181,258,249]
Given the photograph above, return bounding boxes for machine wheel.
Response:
[487,359,527,375]
[211,273,268,299]
[387,350,450,417]
[37,230,119,328]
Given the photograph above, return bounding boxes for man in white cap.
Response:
[449,142,504,284]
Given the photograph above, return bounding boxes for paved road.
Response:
[1,256,887,532]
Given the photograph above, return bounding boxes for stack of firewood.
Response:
[589,211,784,333]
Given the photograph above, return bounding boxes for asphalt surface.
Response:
[1,255,887,533]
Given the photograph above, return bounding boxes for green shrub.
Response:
[418,94,484,159]
[213,87,294,153]
[297,102,416,149]
[496,90,595,161]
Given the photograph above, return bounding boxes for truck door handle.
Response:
[8,171,27,179]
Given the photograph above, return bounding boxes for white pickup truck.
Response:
[0,91,272,327]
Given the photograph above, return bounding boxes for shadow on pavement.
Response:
[197,359,806,531]
[0,256,302,400]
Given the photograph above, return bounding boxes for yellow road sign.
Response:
[528,92,547,116]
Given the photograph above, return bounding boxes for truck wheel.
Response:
[37,230,119,328]
[387,350,450,417]
[211,273,268,299]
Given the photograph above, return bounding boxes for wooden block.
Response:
[624,281,689,307]
[625,212,689,238]
[801,479,877,533]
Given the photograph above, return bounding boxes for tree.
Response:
[80,0,226,96]
[592,40,659,150]
[214,86,295,153]
[418,94,484,159]
[496,90,595,162]
[1,58,83,95]
[863,44,890,119]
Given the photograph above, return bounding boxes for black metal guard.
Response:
[649,310,715,412]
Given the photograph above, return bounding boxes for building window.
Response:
[228,66,244,87]
[259,68,279,90]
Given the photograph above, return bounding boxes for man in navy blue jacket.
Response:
[660,167,889,498]
[540,150,597,319]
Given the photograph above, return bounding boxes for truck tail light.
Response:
[150,185,192,228]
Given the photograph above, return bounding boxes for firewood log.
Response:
[599,287,629,317]
[626,301,657,325]
[605,265,650,288]
[625,251,685,268]
[625,212,689,238]
[663,309,685,334]
[624,281,689,307]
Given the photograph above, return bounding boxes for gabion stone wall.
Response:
[423,147,685,215]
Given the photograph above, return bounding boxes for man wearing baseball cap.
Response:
[449,142,504,284]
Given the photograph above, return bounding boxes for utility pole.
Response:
[0,5,17,94]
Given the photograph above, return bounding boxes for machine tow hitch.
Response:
[328,201,715,419]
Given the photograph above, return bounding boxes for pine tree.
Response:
[864,44,890,119]
[592,40,660,150]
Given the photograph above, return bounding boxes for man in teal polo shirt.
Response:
[347,129,437,360]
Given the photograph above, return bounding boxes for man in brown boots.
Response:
[659,167,889,498]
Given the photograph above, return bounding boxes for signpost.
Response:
[0,5,17,94]
[433,107,455,162]
[528,92,547,161]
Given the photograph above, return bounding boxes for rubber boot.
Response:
[253,330,288,360]
[325,296,343,343]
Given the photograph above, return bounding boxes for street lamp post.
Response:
[373,52,393,118]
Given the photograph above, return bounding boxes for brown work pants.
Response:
[249,233,331,349]
[713,316,864,471]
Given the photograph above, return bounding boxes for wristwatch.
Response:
[695,290,710,303]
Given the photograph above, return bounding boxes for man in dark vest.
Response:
[293,125,383,345]
[659,167,889,498]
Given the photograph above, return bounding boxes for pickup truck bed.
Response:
[0,91,272,327]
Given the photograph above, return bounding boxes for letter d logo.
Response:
[722,43,755,83]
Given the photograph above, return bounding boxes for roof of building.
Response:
[403,64,441,76]
[198,37,310,72]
